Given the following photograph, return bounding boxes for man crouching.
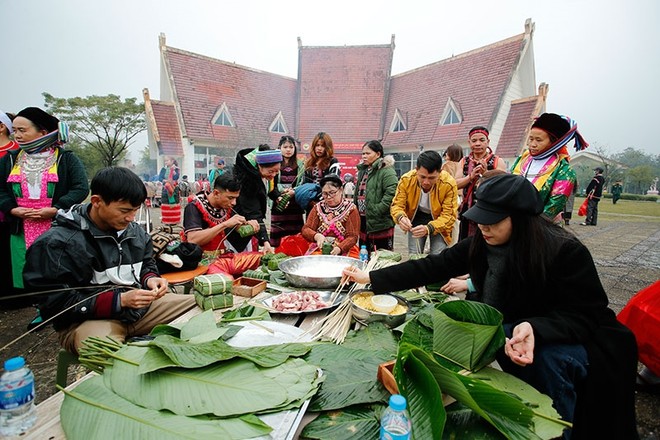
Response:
[24,167,196,354]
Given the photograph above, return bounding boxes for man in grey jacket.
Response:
[24,167,196,354]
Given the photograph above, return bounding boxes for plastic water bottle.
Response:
[0,357,37,437]
[359,245,369,263]
[380,394,411,440]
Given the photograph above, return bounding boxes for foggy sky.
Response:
[2,0,659,159]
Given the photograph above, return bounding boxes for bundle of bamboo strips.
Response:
[306,253,390,344]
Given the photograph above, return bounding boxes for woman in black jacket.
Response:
[343,174,638,440]
[229,144,281,253]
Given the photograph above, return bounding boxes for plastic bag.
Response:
[274,234,309,257]
[618,280,660,376]
[577,198,589,217]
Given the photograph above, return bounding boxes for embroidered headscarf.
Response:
[530,113,589,160]
[15,107,69,154]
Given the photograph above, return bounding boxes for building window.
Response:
[390,109,407,132]
[211,103,235,127]
[440,98,462,126]
[269,111,289,134]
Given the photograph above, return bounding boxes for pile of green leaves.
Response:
[301,323,397,439]
[62,310,323,439]
[393,301,570,439]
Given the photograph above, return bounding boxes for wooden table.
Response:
[22,292,331,440]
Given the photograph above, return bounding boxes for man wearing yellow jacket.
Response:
[391,151,458,255]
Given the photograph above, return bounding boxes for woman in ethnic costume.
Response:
[0,111,18,159]
[0,111,19,297]
[270,136,305,247]
[0,107,88,290]
[511,113,586,222]
[302,174,360,257]
[230,145,281,254]
[354,140,398,252]
[158,155,181,225]
[455,126,507,241]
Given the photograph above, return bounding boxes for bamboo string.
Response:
[304,255,382,344]
[0,286,131,353]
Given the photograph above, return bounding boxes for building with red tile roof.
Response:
[145,19,546,179]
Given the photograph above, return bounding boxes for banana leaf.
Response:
[399,316,434,353]
[396,346,446,439]
[221,302,271,322]
[468,367,568,439]
[180,309,218,340]
[139,334,310,373]
[61,375,272,440]
[301,404,385,440]
[396,345,568,440]
[149,309,217,340]
[340,322,398,356]
[308,358,389,411]
[306,324,396,411]
[442,402,511,439]
[434,301,505,371]
[106,346,322,417]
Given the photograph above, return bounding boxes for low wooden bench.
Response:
[161,264,209,294]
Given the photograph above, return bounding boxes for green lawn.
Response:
[574,197,660,221]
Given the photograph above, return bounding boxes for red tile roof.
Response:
[149,100,183,156]
[166,48,297,148]
[298,44,394,147]
[382,34,525,148]
[496,96,540,159]
[152,28,535,162]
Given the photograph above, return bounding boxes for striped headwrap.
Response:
[18,121,70,154]
[532,115,589,161]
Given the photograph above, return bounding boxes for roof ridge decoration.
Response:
[390,108,407,133]
[143,88,160,144]
[211,103,235,128]
[269,111,289,134]
[440,97,462,126]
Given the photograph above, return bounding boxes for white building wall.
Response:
[490,35,536,153]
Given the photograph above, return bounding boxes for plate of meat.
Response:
[263,290,344,314]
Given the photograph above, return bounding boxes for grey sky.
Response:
[3,0,659,160]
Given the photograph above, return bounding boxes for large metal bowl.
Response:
[350,290,410,328]
[277,255,364,289]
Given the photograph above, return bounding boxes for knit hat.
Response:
[531,113,570,141]
[16,107,59,133]
[463,174,543,225]
[255,149,282,165]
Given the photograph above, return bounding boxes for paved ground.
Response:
[0,209,658,437]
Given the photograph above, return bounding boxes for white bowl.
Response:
[371,295,398,313]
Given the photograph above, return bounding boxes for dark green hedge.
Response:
[602,193,660,202]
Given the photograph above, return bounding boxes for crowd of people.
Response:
[0,109,647,438]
